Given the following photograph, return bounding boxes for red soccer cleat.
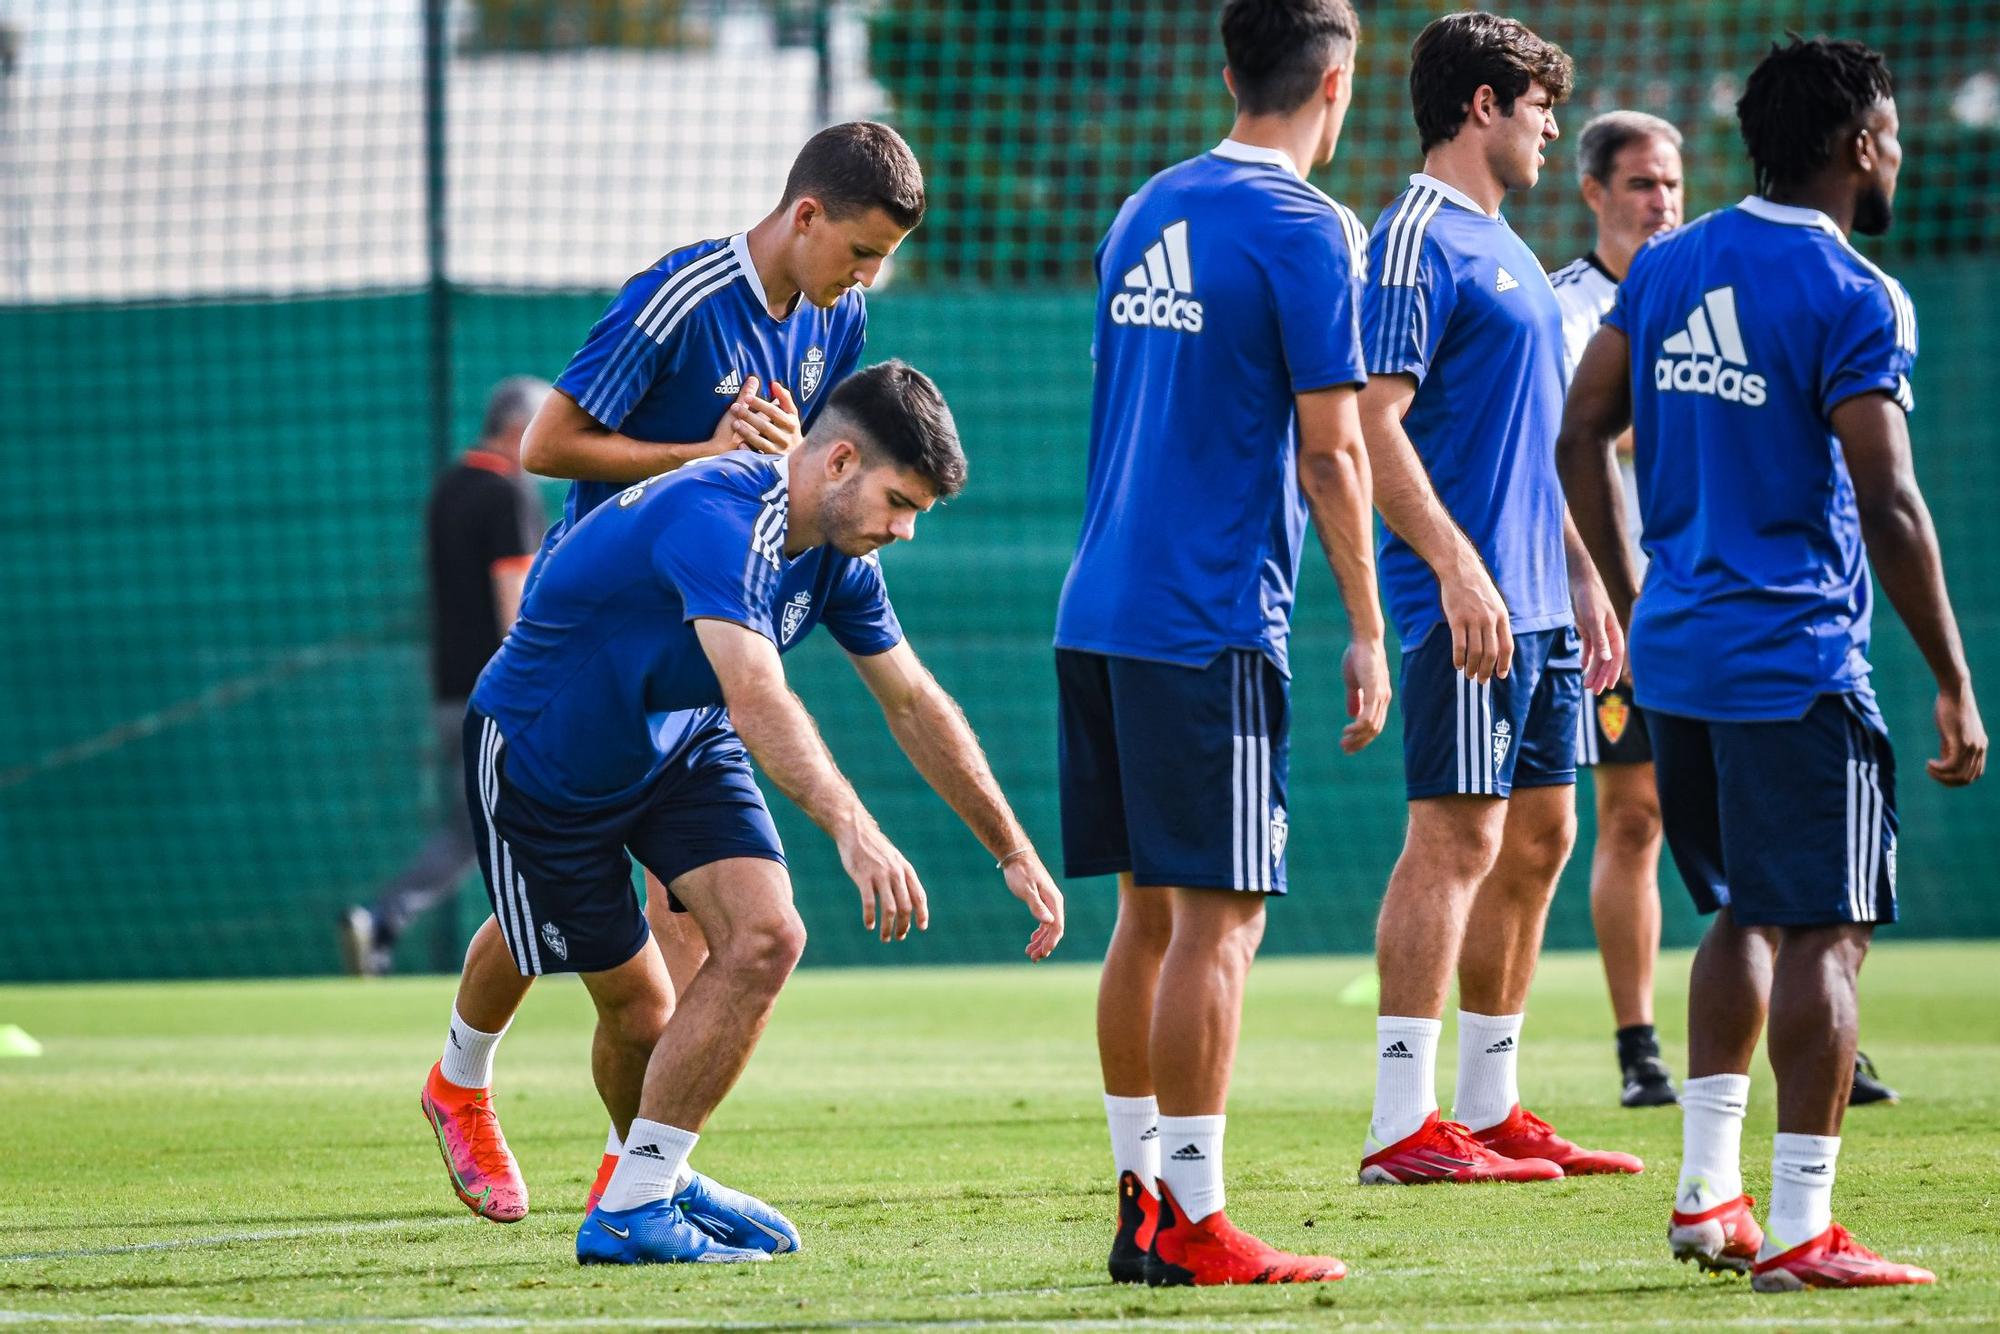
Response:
[1669,1192,1763,1275]
[1108,1171,1160,1284]
[1359,1110,1563,1184]
[1144,1183,1344,1286]
[420,1062,527,1222]
[584,1150,618,1215]
[1471,1105,1644,1176]
[1751,1222,1936,1292]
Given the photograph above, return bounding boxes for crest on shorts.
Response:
[539,920,569,963]
[1269,807,1289,865]
[799,346,826,400]
[780,591,812,644]
[1597,693,1630,745]
[1491,718,1514,770]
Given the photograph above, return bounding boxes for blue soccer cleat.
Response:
[575,1198,771,1265]
[675,1170,802,1254]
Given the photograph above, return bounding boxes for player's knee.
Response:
[722,908,807,993]
[1511,805,1577,883]
[603,991,670,1051]
[1599,791,1662,854]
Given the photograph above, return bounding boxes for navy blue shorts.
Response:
[1648,692,1897,927]
[463,708,786,976]
[1056,648,1290,894]
[1578,681,1653,767]
[1400,625,1582,800]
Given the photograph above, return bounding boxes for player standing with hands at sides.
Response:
[1353,12,1641,1186]
[1559,37,1984,1290]
[470,362,1062,1265]
[419,122,925,1227]
[1057,0,1388,1287]
[1549,110,1686,1109]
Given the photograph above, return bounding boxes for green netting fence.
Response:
[3,1,1996,981]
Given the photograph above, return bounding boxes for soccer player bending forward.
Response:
[1059,0,1390,1287]
[1558,37,1984,1291]
[457,361,1063,1265]
[1354,12,1639,1186]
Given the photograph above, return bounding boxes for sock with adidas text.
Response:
[597,1118,699,1213]
[1763,1132,1839,1254]
[1369,1016,1442,1148]
[439,1006,507,1090]
[1451,1010,1524,1133]
[1156,1114,1225,1224]
[1104,1093,1160,1193]
[1675,1073,1750,1214]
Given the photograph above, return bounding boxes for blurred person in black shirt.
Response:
[340,376,550,976]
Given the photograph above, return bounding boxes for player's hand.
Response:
[836,815,929,942]
[1570,567,1627,696]
[999,850,1064,961]
[1928,680,1987,787]
[1340,637,1391,753]
[731,379,804,456]
[702,375,764,456]
[1439,553,1513,682]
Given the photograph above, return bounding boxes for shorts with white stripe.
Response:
[1399,624,1582,801]
[1648,692,1898,927]
[461,708,784,975]
[1056,648,1290,894]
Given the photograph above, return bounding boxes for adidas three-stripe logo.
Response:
[1169,1143,1206,1162]
[1109,220,1204,333]
[1382,1040,1414,1059]
[1654,286,1768,406]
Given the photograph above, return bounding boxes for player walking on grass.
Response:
[1550,110,1685,1110]
[1353,12,1641,1186]
[419,122,925,1228]
[1558,36,1986,1291]
[1058,0,1387,1287]
[465,361,1062,1266]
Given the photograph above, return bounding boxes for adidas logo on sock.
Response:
[1169,1143,1205,1162]
[1485,1036,1516,1054]
[628,1143,665,1160]
[1801,1163,1829,1175]
[447,1031,461,1049]
[1495,266,1519,292]
[713,368,743,396]
[1140,1126,1159,1141]
[1382,1040,1414,1059]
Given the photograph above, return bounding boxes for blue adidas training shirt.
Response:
[1605,195,1918,722]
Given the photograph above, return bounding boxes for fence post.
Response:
[423,0,452,471]
[813,0,833,126]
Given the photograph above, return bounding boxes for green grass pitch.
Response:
[3,943,1997,1330]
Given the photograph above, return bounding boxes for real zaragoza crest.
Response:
[780,591,812,644]
[800,346,826,400]
[1597,693,1630,744]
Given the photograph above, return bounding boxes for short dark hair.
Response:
[1737,36,1895,195]
[1409,12,1574,153]
[1221,0,1359,117]
[780,121,926,230]
[1576,110,1682,186]
[816,360,966,498]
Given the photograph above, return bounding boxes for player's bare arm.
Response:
[1553,323,1639,624]
[1562,508,1626,696]
[847,641,1064,961]
[1355,372,1513,681]
[694,616,929,941]
[1296,384,1391,752]
[1832,390,1987,786]
[522,381,797,483]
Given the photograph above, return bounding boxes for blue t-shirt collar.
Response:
[1211,138,1302,178]
[1737,195,1841,235]
[1409,172,1498,220]
[729,232,802,323]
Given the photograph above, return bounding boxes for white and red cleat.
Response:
[1471,1105,1644,1176]
[1145,1184,1344,1286]
[1751,1222,1936,1292]
[1669,1192,1763,1275]
[1359,1110,1563,1184]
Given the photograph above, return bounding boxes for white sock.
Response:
[1764,1133,1840,1254]
[603,1123,694,1194]
[597,1118,699,1213]
[1369,1016,1442,1148]
[1675,1073,1750,1214]
[1451,1011,1524,1133]
[1104,1093,1160,1193]
[439,1006,507,1090]
[1156,1114,1225,1224]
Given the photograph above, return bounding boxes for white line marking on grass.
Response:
[0,1219,451,1263]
